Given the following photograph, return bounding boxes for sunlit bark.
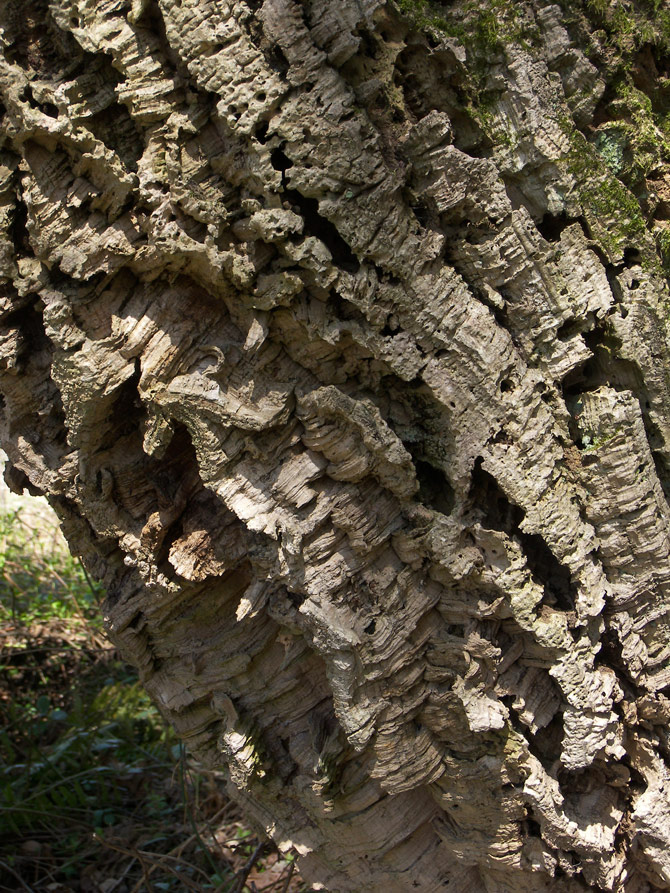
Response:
[3,1,670,889]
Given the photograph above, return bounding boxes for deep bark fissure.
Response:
[468,460,576,611]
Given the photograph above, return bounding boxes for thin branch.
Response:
[280,860,295,893]
[232,840,271,893]
[0,858,37,893]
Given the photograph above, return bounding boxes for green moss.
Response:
[560,125,647,259]
[610,4,637,47]
[394,0,533,53]
[555,5,670,278]
[394,0,535,149]
[580,176,646,256]
[594,128,626,175]
[584,79,670,273]
[571,0,670,58]
[394,0,465,39]
[657,228,670,273]
[658,228,670,254]
[474,7,501,47]
[599,84,670,182]
[580,426,623,451]
[395,0,428,19]
[469,95,519,150]
[397,0,669,275]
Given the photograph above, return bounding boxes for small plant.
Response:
[586,0,608,15]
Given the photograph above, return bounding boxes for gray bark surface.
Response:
[2,1,670,889]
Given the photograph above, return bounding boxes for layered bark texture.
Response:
[3,0,670,889]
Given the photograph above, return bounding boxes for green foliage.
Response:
[580,426,624,451]
[395,0,670,279]
[1,679,167,836]
[658,228,670,255]
[0,507,103,627]
[594,127,627,175]
[577,0,670,57]
[394,0,533,53]
[578,174,646,252]
[394,0,462,39]
[554,1,670,279]
[586,0,609,15]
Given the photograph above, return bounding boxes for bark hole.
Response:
[328,292,367,325]
[556,319,586,342]
[561,327,670,503]
[255,120,270,143]
[43,385,68,456]
[562,326,644,399]
[270,146,293,173]
[525,817,543,839]
[415,458,456,516]
[285,190,360,273]
[469,461,574,610]
[107,363,144,443]
[87,102,145,173]
[652,451,670,503]
[243,18,289,76]
[408,196,434,230]
[142,0,194,81]
[0,301,69,461]
[528,712,565,773]
[11,200,31,256]
[264,44,290,76]
[521,533,574,611]
[4,300,45,360]
[270,147,357,272]
[468,459,522,533]
[536,211,584,243]
[19,85,58,118]
[149,423,199,506]
[394,42,483,153]
[287,589,307,608]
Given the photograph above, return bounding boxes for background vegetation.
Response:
[0,486,305,893]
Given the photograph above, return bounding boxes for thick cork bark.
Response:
[2,1,670,889]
